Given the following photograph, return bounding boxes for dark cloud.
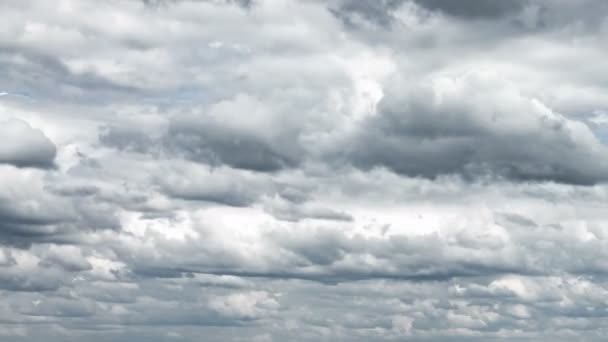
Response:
[412,0,528,19]
[0,197,70,244]
[341,73,608,185]
[166,117,301,172]
[100,113,303,173]
[0,169,122,248]
[328,0,527,29]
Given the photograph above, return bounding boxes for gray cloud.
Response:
[412,0,528,19]
[341,72,608,185]
[155,163,267,207]
[0,46,142,104]
[328,0,407,28]
[143,0,254,9]
[38,245,92,272]
[3,0,608,340]
[328,0,527,31]
[166,118,300,172]
[0,195,71,245]
[0,119,56,169]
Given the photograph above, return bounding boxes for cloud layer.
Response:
[2,0,608,341]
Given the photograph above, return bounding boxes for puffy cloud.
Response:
[0,119,56,169]
[342,71,608,185]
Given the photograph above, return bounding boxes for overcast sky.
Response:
[2,0,608,341]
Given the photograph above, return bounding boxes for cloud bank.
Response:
[2,0,608,341]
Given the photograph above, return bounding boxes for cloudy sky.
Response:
[2,0,608,341]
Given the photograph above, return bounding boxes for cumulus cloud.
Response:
[0,119,56,169]
[343,71,608,185]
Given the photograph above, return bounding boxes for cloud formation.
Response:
[343,71,608,184]
[0,119,56,169]
[2,0,608,341]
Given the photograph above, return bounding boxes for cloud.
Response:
[166,118,299,172]
[0,46,141,104]
[328,0,407,28]
[142,0,254,9]
[0,170,72,245]
[412,0,528,19]
[38,245,92,272]
[3,0,608,341]
[0,164,125,247]
[341,71,608,185]
[0,119,56,169]
[262,195,354,222]
[16,297,97,318]
[164,95,305,172]
[155,162,268,207]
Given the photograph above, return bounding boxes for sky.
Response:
[2,0,608,341]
